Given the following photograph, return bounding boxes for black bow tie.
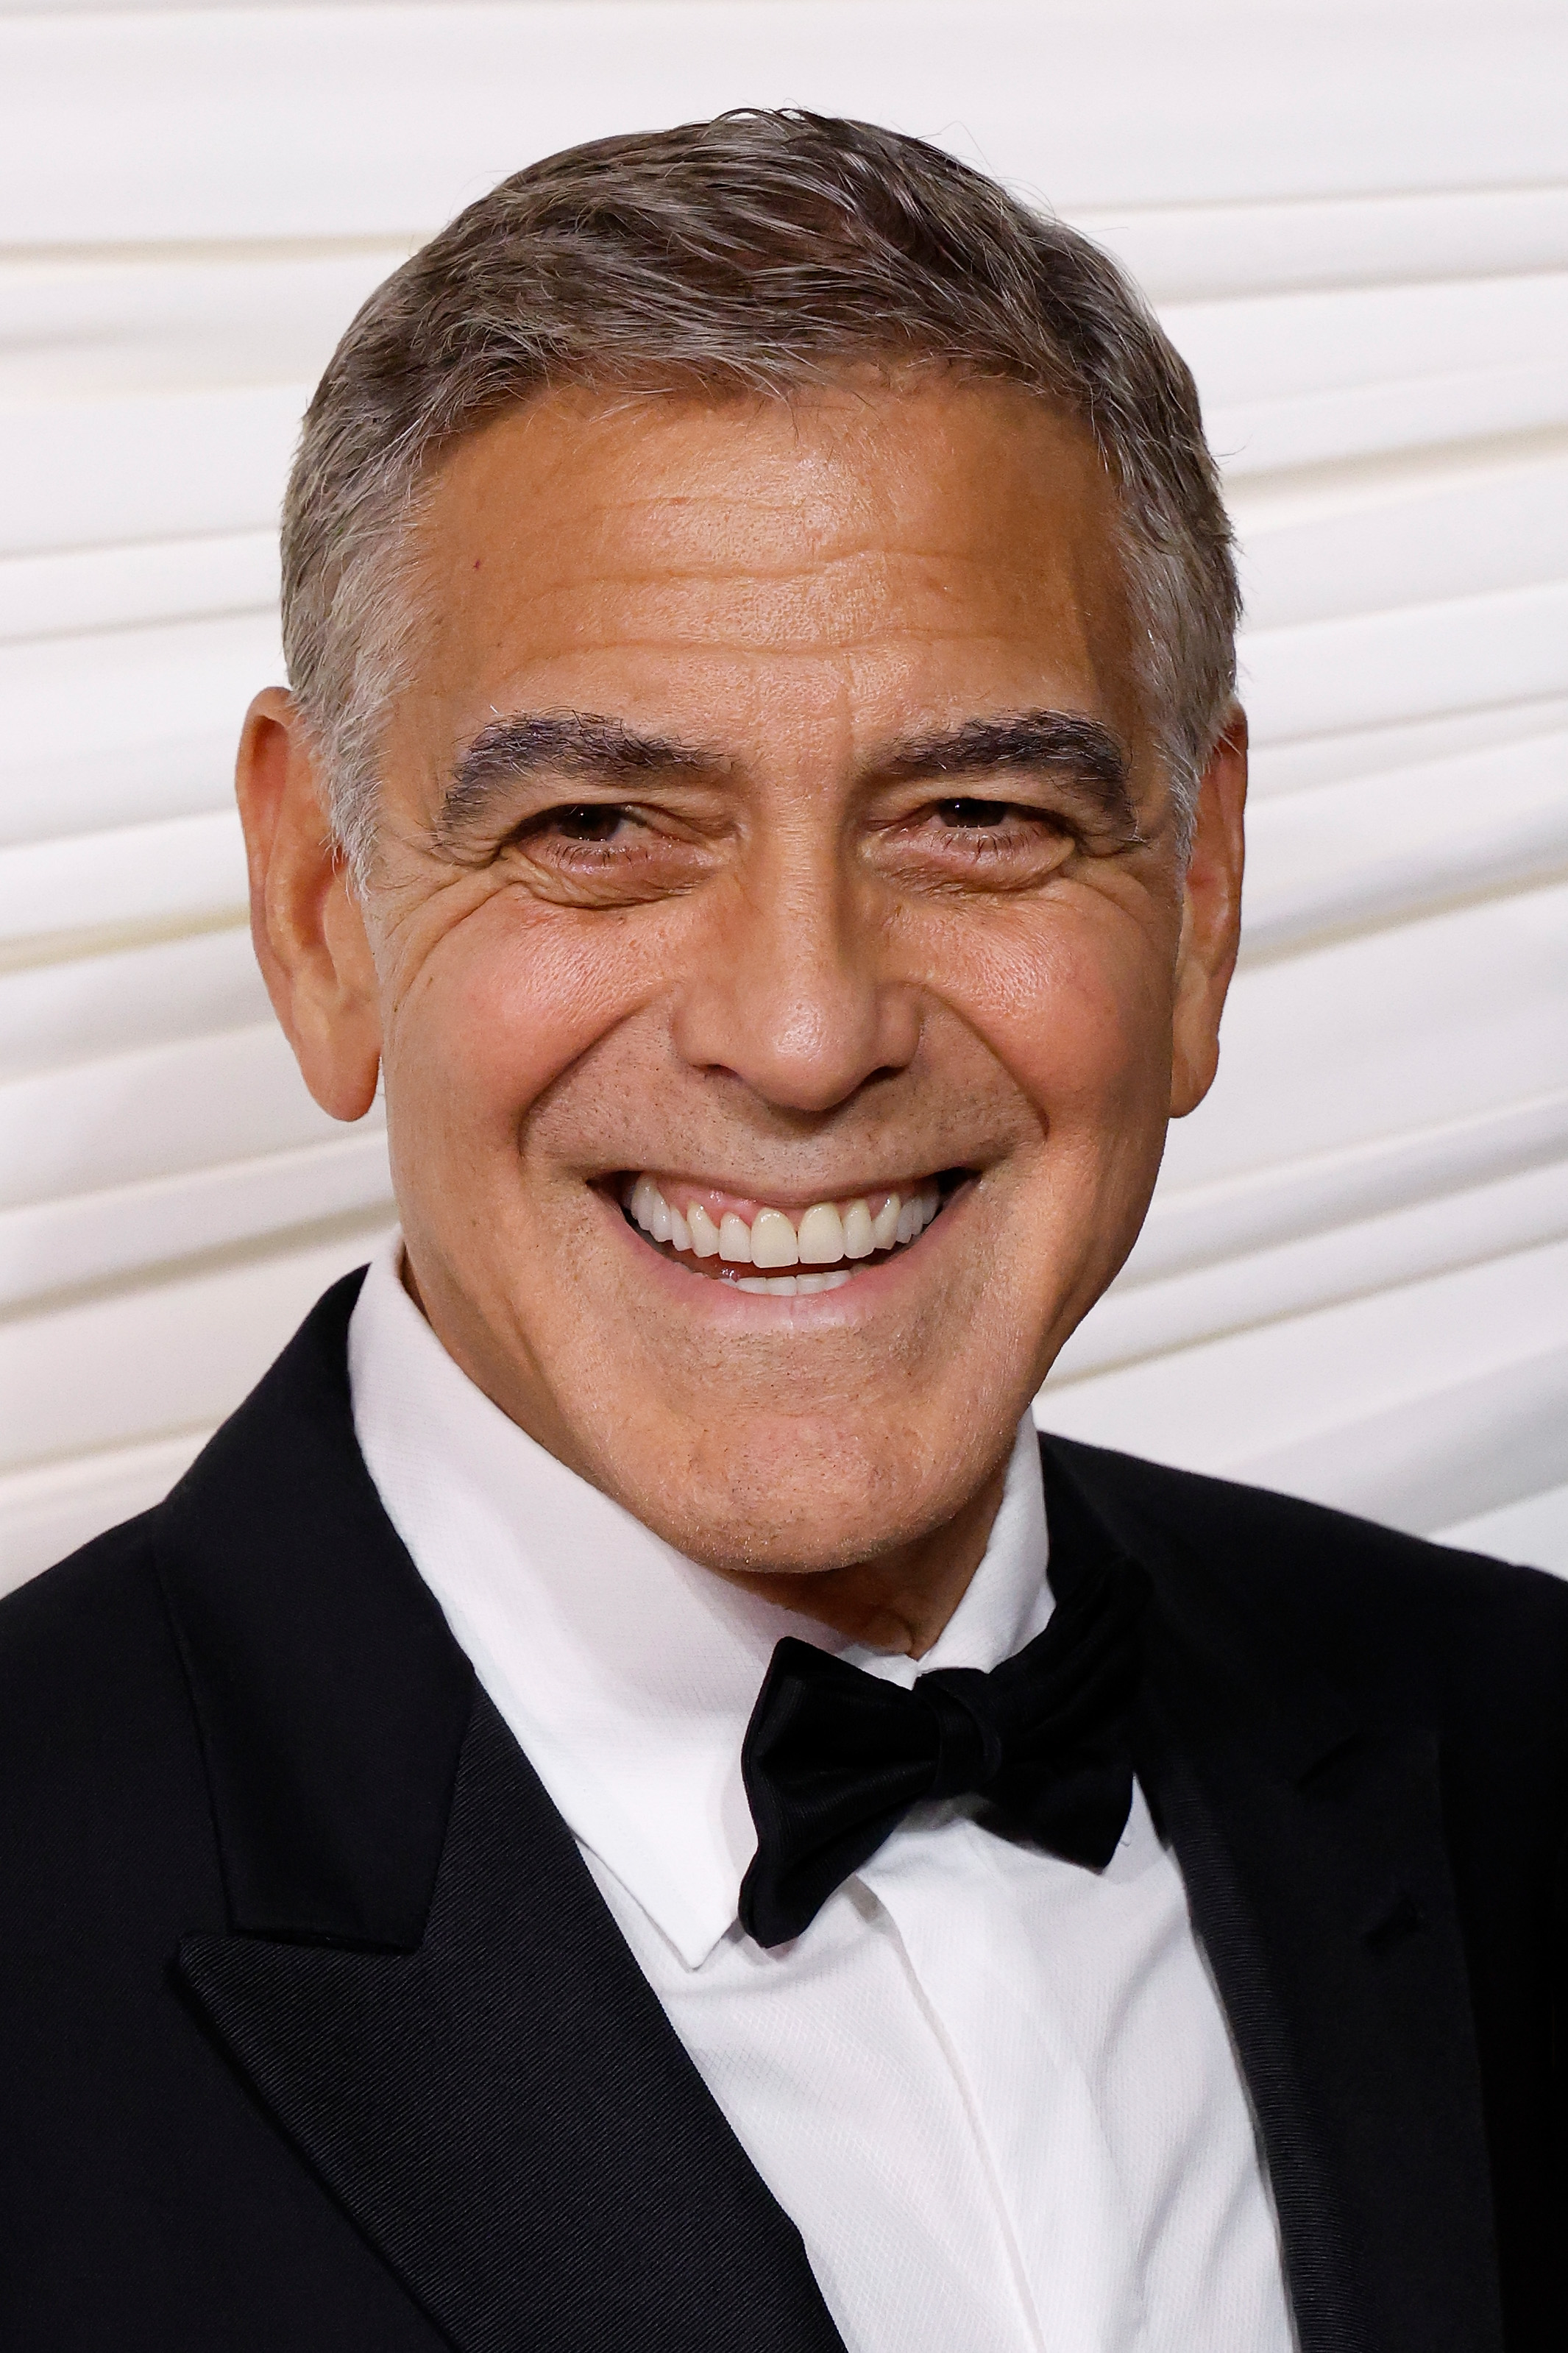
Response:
[739,1551,1146,1947]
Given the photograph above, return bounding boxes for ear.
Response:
[1169,707,1248,1119]
[234,687,383,1121]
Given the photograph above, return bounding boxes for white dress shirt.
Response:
[348,1236,1294,2353]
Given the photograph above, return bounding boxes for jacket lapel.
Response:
[160,1275,843,2353]
[1043,1438,1505,2353]
[177,1688,843,2353]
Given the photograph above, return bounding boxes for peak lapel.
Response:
[160,1275,843,2353]
[179,1691,844,2353]
[1043,1438,1504,2353]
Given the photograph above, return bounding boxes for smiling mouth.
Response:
[618,1171,968,1293]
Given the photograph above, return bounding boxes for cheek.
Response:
[383,899,659,1156]
[930,898,1175,1137]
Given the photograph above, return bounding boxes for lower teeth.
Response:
[734,1270,854,1295]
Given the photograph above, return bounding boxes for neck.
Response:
[717,1454,1011,1659]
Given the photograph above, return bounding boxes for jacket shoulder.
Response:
[1,1505,173,1677]
[1040,1431,1568,1708]
[0,1509,214,1878]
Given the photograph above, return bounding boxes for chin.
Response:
[610,1398,1014,1579]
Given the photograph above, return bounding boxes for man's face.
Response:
[273,379,1241,1580]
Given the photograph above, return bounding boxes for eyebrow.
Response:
[880,711,1137,834]
[439,710,715,840]
[439,704,1138,840]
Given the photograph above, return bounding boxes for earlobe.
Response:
[234,688,383,1122]
[1168,708,1248,1119]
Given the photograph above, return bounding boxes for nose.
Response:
[670,843,921,1114]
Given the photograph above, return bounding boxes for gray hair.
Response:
[281,110,1238,881]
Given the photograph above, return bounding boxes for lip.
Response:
[596,1172,972,1319]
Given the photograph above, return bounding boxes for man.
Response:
[0,111,1561,2353]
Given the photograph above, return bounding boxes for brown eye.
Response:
[551,804,628,841]
[934,797,1011,828]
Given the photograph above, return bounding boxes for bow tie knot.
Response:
[739,1550,1146,1948]
[920,1671,1007,1798]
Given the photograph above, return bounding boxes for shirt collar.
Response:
[347,1235,1051,1968]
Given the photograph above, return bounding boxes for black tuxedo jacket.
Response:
[1,1272,1564,2352]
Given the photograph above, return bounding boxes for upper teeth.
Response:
[627,1176,943,1270]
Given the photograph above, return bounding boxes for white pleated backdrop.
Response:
[2,0,1565,1591]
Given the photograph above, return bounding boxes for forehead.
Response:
[403,377,1140,753]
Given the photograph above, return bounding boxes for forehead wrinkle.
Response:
[467,556,985,617]
[486,541,1058,590]
[467,629,1099,673]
